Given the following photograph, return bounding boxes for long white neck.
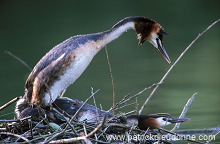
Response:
[98,22,135,48]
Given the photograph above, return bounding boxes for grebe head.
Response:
[134,17,171,63]
[126,113,189,130]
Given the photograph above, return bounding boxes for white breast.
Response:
[43,41,101,105]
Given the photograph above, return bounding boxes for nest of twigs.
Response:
[1,92,219,144]
[0,104,175,144]
[1,19,219,144]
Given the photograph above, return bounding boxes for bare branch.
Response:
[176,127,220,135]
[109,82,159,112]
[0,116,31,123]
[48,116,106,144]
[105,47,116,113]
[159,128,205,144]
[0,132,30,143]
[0,96,22,111]
[42,89,100,143]
[139,19,220,114]
[171,92,197,132]
[206,125,220,143]
[5,50,32,71]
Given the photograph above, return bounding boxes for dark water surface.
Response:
[0,0,219,142]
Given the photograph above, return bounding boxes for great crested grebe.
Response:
[23,16,171,107]
[125,114,189,130]
[16,97,189,130]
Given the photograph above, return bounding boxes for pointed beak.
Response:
[156,38,171,64]
[168,117,190,123]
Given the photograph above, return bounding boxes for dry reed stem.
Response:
[105,47,116,114]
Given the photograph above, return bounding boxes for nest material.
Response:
[0,116,172,144]
[0,96,173,144]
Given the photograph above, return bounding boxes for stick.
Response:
[5,51,54,105]
[138,19,220,114]
[42,89,100,144]
[105,47,116,113]
[48,116,106,144]
[176,127,220,135]
[108,82,159,112]
[70,89,100,123]
[171,92,197,132]
[0,132,30,142]
[52,108,78,135]
[91,87,100,122]
[5,50,32,71]
[159,128,205,144]
[206,125,220,143]
[0,96,21,111]
[0,116,31,123]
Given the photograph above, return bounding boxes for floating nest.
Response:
[0,96,187,144]
[1,96,218,144]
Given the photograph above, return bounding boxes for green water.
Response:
[0,0,219,142]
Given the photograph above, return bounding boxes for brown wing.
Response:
[30,52,75,107]
[25,50,62,102]
[24,36,80,102]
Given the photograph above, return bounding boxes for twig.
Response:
[0,116,31,123]
[52,108,78,135]
[28,119,34,139]
[113,102,137,111]
[206,125,220,143]
[59,89,67,98]
[108,82,159,112]
[42,89,100,143]
[105,47,116,114]
[70,89,100,124]
[5,50,32,71]
[120,83,160,106]
[171,92,197,132]
[91,87,101,122]
[4,51,55,106]
[176,127,220,135]
[83,124,88,135]
[0,96,22,111]
[139,19,220,114]
[4,50,55,108]
[159,128,205,144]
[0,132,30,142]
[48,115,106,144]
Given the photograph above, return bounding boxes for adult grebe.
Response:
[23,16,171,107]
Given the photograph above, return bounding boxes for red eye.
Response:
[162,117,167,121]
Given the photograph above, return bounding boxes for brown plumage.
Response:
[126,114,189,130]
[23,16,170,107]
